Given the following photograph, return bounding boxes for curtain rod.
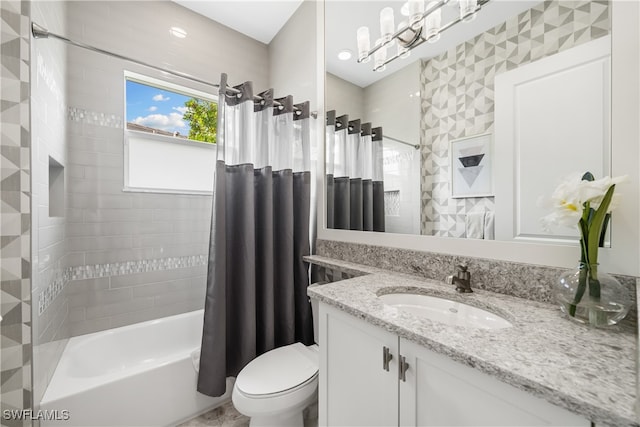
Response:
[31,22,317,119]
[383,134,420,150]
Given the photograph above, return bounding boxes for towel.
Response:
[484,212,495,240]
[465,212,485,239]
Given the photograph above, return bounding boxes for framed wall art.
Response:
[450,133,493,198]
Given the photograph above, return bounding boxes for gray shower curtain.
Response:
[197,74,314,397]
[326,110,385,232]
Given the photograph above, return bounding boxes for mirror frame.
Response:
[316,0,639,277]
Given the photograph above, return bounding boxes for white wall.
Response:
[363,62,421,235]
[268,0,318,110]
[326,72,364,119]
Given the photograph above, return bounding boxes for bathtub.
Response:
[40,310,232,426]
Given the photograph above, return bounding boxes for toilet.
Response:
[232,298,322,426]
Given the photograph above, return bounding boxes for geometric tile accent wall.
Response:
[1,0,32,424]
[420,0,610,237]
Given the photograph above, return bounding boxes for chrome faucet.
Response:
[446,264,473,293]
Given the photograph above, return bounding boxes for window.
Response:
[124,71,217,194]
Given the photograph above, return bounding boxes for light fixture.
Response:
[357,26,371,63]
[338,49,353,61]
[169,26,187,39]
[424,1,442,43]
[373,38,387,72]
[356,0,487,72]
[459,0,478,22]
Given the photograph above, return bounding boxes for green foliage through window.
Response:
[183,98,218,144]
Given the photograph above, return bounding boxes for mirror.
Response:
[325,0,612,244]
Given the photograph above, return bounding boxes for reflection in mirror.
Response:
[325,0,611,243]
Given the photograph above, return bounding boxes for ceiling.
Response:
[173,0,542,88]
[173,0,304,44]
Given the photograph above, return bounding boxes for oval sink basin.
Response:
[379,293,512,329]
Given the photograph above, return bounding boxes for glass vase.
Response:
[555,262,630,327]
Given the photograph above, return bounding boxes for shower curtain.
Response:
[197,74,314,397]
[326,110,385,231]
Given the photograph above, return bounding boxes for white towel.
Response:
[465,212,485,239]
[484,212,495,240]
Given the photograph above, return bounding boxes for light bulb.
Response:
[374,39,387,72]
[357,26,371,63]
[459,0,478,22]
[379,7,395,45]
[424,1,441,43]
[408,0,424,30]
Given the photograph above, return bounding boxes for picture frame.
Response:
[449,133,493,198]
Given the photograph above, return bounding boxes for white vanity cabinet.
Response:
[318,303,590,427]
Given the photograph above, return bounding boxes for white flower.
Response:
[584,175,628,210]
[540,173,627,231]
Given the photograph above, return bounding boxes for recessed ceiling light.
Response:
[170,27,187,39]
[338,49,353,61]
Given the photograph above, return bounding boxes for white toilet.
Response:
[231,299,321,427]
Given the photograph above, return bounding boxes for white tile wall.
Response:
[31,0,70,408]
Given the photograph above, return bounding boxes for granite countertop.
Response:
[306,255,638,427]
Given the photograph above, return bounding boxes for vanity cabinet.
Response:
[318,303,590,427]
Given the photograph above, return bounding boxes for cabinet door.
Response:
[319,304,399,427]
[399,339,590,427]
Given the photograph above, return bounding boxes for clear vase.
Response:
[555,262,630,327]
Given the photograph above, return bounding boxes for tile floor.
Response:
[177,400,318,427]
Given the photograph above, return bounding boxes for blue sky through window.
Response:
[126,80,193,135]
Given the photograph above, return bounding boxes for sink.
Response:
[378,293,512,329]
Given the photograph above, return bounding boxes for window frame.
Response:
[123,71,218,195]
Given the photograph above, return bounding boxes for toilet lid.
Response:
[236,343,318,396]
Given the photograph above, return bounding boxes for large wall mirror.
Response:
[321,0,638,278]
[325,0,613,244]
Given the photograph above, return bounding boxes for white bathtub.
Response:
[40,309,232,426]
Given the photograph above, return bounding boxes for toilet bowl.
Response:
[232,342,319,427]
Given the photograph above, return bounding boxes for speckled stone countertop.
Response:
[306,255,638,427]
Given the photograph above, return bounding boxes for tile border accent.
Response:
[67,107,123,129]
[38,254,208,315]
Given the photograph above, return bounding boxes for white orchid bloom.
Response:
[539,173,627,231]
[585,175,628,210]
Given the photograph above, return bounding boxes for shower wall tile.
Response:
[1,0,32,423]
[419,0,611,237]
[66,264,207,337]
[30,0,71,409]
[51,0,264,336]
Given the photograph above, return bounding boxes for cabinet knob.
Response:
[382,346,393,371]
